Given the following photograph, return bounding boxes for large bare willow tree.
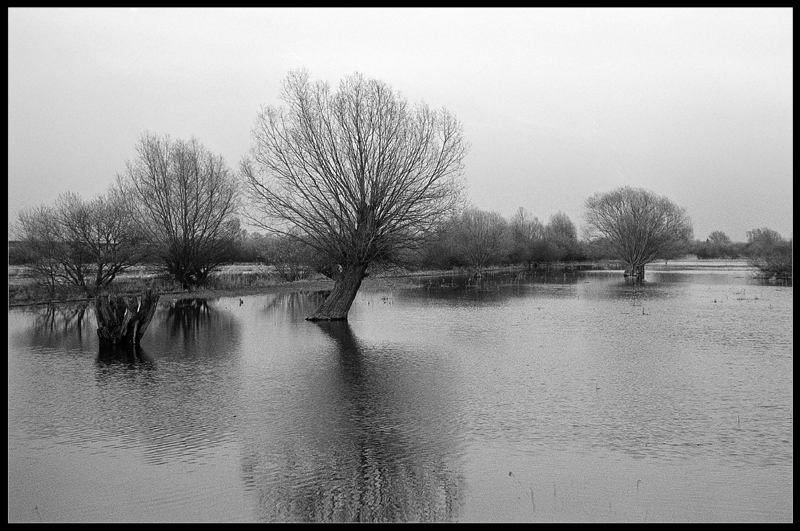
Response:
[119,132,240,289]
[241,70,469,320]
[583,186,693,282]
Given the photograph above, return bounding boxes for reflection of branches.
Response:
[242,321,465,522]
[325,321,463,522]
[153,297,240,357]
[30,303,89,343]
[260,291,329,321]
[164,298,212,339]
[86,298,242,469]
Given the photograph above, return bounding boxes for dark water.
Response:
[7,270,793,522]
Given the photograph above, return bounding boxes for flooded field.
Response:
[7,267,793,522]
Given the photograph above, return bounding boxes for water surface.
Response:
[8,269,793,522]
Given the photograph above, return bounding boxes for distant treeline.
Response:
[9,213,791,278]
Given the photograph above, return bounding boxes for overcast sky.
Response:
[7,7,793,242]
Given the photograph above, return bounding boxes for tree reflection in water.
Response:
[155,298,242,357]
[90,297,243,466]
[165,298,213,339]
[25,303,91,350]
[259,290,329,323]
[241,320,465,523]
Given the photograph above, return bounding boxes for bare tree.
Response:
[451,207,511,274]
[707,230,731,246]
[694,230,740,260]
[13,191,144,297]
[412,217,465,270]
[14,204,62,297]
[241,70,469,320]
[57,191,146,295]
[544,211,579,262]
[746,227,792,279]
[746,227,783,257]
[509,207,545,266]
[119,132,240,289]
[583,186,693,282]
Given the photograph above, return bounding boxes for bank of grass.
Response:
[8,258,766,308]
[6,263,482,307]
[8,262,526,307]
[7,264,323,307]
[4,260,623,307]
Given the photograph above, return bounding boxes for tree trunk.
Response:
[623,263,646,284]
[94,289,160,346]
[635,263,645,283]
[307,263,368,321]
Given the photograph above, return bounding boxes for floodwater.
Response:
[7,269,793,523]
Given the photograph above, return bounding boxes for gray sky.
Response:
[7,7,793,242]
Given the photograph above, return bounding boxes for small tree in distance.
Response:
[14,204,63,297]
[746,227,792,280]
[451,207,510,274]
[241,70,469,320]
[544,211,579,262]
[583,186,693,283]
[508,207,545,267]
[707,230,731,246]
[13,190,144,297]
[694,230,741,260]
[745,227,783,258]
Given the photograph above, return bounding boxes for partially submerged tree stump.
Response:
[623,264,646,283]
[94,290,160,346]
